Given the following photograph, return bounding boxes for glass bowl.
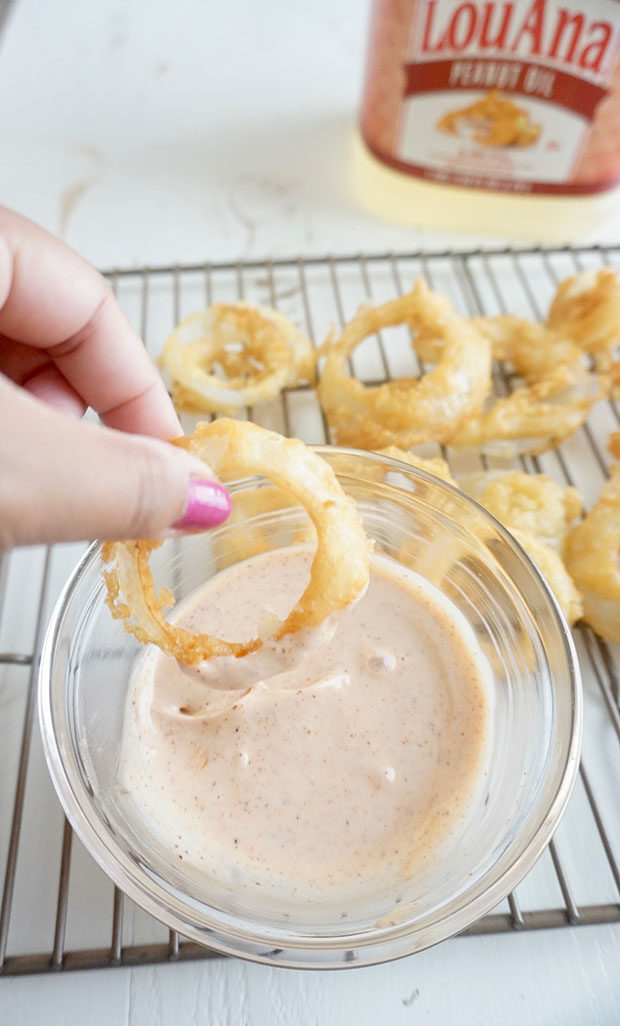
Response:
[38,448,581,969]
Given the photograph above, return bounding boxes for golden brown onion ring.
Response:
[459,470,583,624]
[547,268,620,371]
[510,528,583,627]
[102,419,371,664]
[474,316,579,369]
[458,470,581,548]
[564,438,620,641]
[416,314,606,454]
[160,303,315,414]
[317,279,491,450]
[456,318,605,455]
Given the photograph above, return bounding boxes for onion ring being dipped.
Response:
[317,279,491,450]
[102,419,371,665]
[564,433,620,641]
[160,303,315,415]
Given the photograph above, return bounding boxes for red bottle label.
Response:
[361,0,620,194]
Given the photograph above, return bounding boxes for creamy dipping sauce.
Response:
[120,547,491,906]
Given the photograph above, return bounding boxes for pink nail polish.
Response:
[173,479,232,531]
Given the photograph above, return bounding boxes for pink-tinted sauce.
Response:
[120,547,490,904]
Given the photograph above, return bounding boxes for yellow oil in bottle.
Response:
[353,130,620,240]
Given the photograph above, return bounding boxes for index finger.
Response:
[0,206,181,439]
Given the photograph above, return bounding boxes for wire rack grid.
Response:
[1,245,620,976]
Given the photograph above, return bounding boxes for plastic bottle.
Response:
[355,0,620,240]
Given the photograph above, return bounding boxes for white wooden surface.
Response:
[0,0,619,1023]
[2,926,620,1026]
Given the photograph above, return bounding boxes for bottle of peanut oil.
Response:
[355,0,620,239]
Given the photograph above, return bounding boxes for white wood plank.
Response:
[122,926,620,1026]
[0,969,130,1026]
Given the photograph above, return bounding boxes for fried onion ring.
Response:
[451,317,605,455]
[459,470,582,547]
[564,436,620,641]
[415,313,606,454]
[459,470,583,624]
[102,419,371,664]
[509,528,583,627]
[160,303,315,414]
[547,268,620,371]
[317,279,491,449]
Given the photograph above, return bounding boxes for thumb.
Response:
[0,379,231,547]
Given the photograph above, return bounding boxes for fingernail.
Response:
[173,478,232,531]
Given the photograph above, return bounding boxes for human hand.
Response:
[0,207,231,548]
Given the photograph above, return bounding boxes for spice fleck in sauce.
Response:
[120,547,491,905]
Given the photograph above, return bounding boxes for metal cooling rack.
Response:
[1,245,620,976]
